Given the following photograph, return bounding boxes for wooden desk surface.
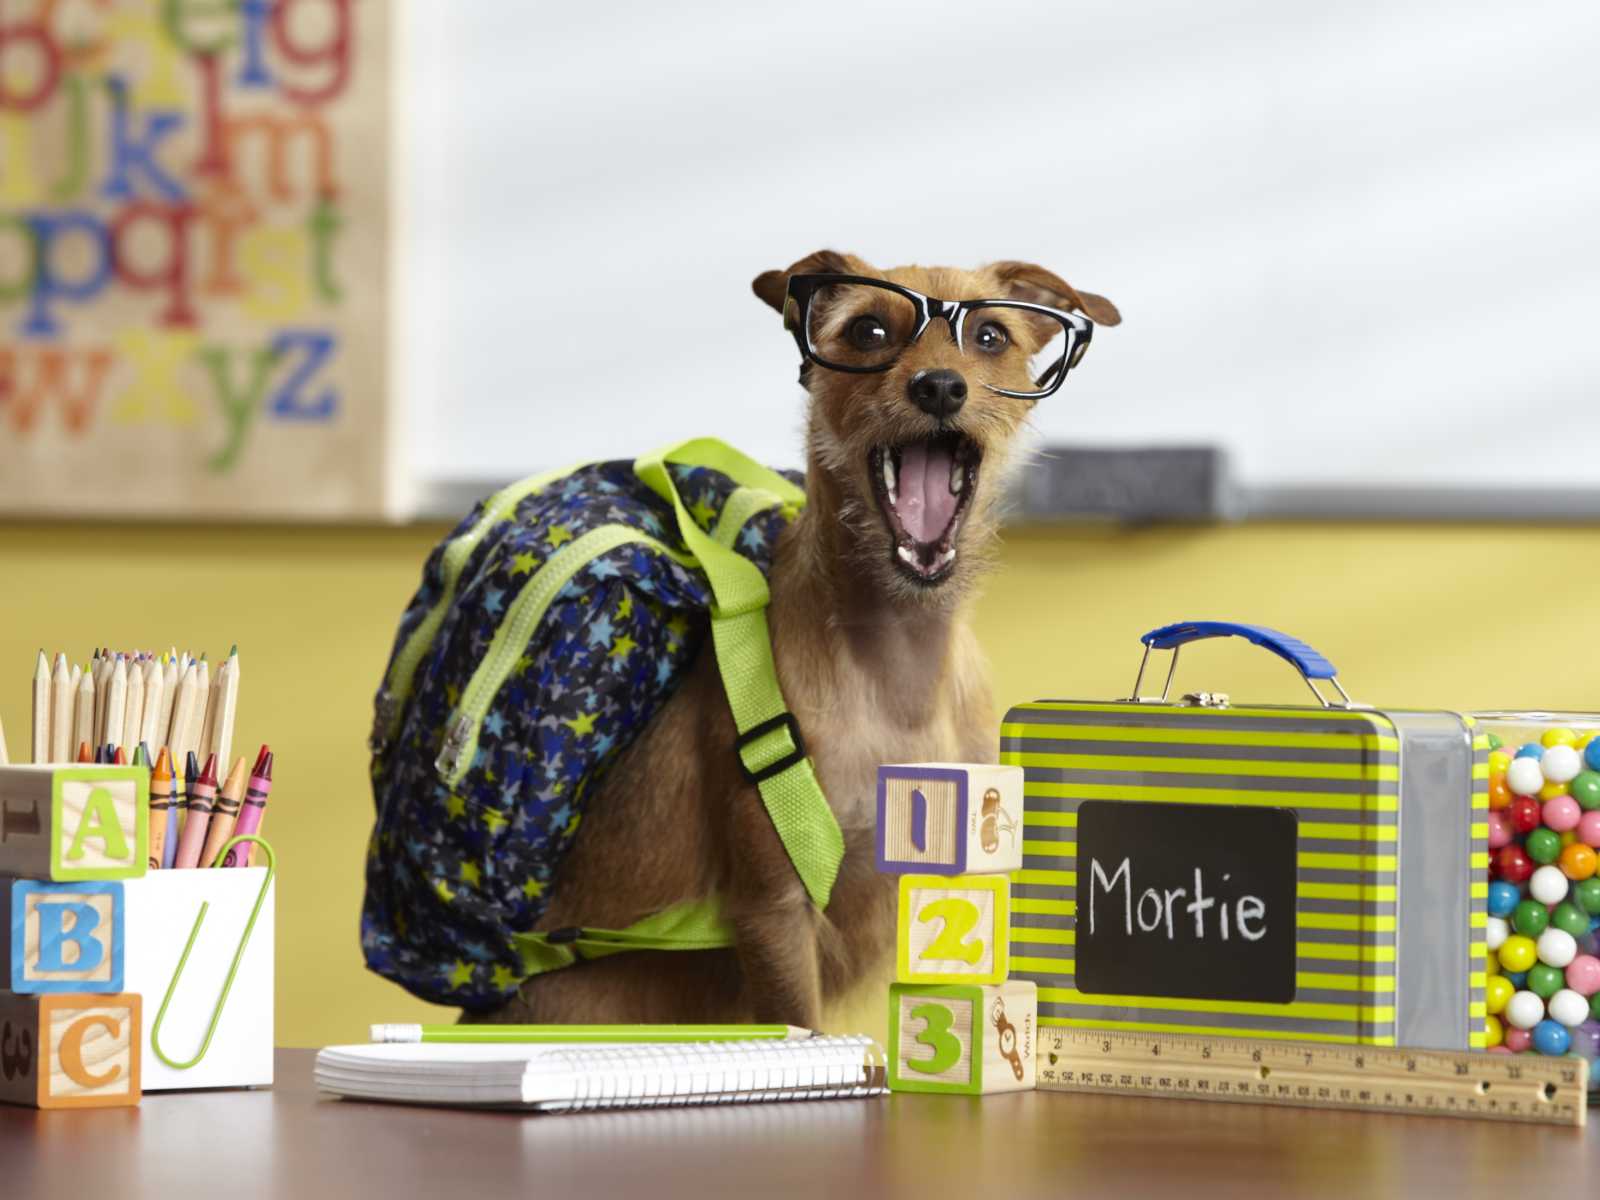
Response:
[4,1048,1594,1199]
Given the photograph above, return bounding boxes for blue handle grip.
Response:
[1141,621,1337,680]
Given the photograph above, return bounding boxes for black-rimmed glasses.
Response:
[782,273,1094,400]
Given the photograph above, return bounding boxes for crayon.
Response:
[113,746,127,766]
[131,744,146,767]
[148,748,175,871]
[200,756,246,868]
[77,741,93,763]
[49,652,71,763]
[225,748,273,867]
[164,751,194,870]
[30,649,49,763]
[173,752,218,869]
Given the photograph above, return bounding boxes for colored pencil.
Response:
[121,656,145,753]
[205,646,240,777]
[72,665,95,755]
[31,649,50,763]
[185,656,210,763]
[167,662,199,761]
[92,651,113,747]
[138,656,165,748]
[49,652,72,763]
[156,654,179,747]
[101,655,127,750]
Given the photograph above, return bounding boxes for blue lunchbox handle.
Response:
[1131,621,1361,709]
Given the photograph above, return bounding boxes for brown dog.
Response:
[480,252,1119,1028]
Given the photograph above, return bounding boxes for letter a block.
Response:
[0,991,141,1109]
[4,879,124,993]
[0,766,147,881]
[876,764,1024,876]
[888,979,1037,1094]
[897,873,1010,985]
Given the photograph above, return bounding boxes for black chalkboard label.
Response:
[1075,801,1298,1004]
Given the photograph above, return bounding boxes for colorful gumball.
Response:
[1541,743,1582,784]
[1528,963,1564,999]
[1571,1020,1600,1059]
[1507,758,1545,797]
[1578,811,1600,847]
[1572,877,1600,916]
[1505,970,1529,989]
[1547,988,1589,1027]
[1504,1025,1534,1052]
[1561,830,1577,848]
[1566,955,1600,996]
[1487,915,1510,950]
[1587,739,1600,772]
[1532,1019,1571,1055]
[1499,935,1539,973]
[1498,845,1536,884]
[1488,777,1511,810]
[1486,1013,1504,1047]
[1529,864,1569,905]
[1594,992,1600,1021]
[1507,795,1543,833]
[1487,810,1513,849]
[1552,902,1591,938]
[1512,900,1549,937]
[1543,794,1581,832]
[1489,749,1511,774]
[1537,927,1578,969]
[1488,879,1519,917]
[1505,989,1545,1030]
[1540,781,1568,802]
[1543,728,1578,749]
[1572,771,1600,811]
[1485,973,1514,1015]
[1526,828,1562,864]
[1516,743,1545,761]
[1560,842,1598,881]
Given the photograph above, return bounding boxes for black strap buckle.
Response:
[544,926,584,945]
[735,712,807,784]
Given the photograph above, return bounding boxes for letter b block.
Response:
[0,991,141,1109]
[897,873,1010,985]
[888,980,1037,1094]
[876,763,1024,875]
[4,879,124,993]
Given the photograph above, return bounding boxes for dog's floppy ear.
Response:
[991,260,1122,326]
[751,250,872,314]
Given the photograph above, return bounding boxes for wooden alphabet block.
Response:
[876,763,1023,875]
[888,979,1036,1094]
[0,766,148,881]
[0,991,141,1108]
[4,878,124,993]
[896,873,1010,985]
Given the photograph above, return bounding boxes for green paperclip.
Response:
[150,835,276,1070]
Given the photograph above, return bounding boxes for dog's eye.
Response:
[847,314,889,351]
[974,321,1009,354]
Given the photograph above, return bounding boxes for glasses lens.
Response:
[803,281,918,370]
[959,304,1081,397]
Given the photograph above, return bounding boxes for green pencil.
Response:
[369,1023,814,1044]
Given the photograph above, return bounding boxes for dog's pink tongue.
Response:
[897,440,957,544]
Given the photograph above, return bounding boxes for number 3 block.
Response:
[896,873,1010,985]
[0,991,141,1109]
[889,980,1037,1094]
[4,879,125,993]
[876,763,1023,875]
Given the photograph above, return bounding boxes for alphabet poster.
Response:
[0,0,396,518]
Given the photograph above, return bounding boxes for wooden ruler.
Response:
[1037,1028,1588,1127]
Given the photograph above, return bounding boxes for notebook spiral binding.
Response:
[540,1036,888,1112]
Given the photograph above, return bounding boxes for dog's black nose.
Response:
[907,369,968,419]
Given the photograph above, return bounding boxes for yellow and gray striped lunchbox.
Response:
[1000,622,1487,1050]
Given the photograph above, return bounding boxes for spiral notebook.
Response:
[314,1036,887,1112]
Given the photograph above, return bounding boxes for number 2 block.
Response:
[0,990,141,1109]
[896,873,1010,985]
[889,980,1037,1094]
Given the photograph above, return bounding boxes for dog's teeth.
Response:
[938,547,956,567]
[897,545,917,567]
[883,453,897,503]
[949,462,964,496]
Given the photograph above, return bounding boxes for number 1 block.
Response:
[897,873,1010,985]
[876,763,1024,875]
[0,991,141,1109]
[889,980,1037,1094]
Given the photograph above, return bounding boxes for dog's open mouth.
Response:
[868,433,982,584]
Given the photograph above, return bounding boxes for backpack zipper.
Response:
[435,525,696,785]
[372,462,581,751]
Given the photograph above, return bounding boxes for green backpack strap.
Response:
[635,437,845,912]
[512,899,735,975]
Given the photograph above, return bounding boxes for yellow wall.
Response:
[2,520,1596,1046]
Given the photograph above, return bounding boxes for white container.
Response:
[121,867,275,1091]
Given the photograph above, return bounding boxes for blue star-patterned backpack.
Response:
[363,438,846,1010]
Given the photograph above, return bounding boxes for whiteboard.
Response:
[396,0,1600,505]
